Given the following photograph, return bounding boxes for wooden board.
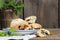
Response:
[24,0,58,28]
[58,0,60,28]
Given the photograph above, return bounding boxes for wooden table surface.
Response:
[30,29,60,40]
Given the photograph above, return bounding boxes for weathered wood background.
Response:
[58,0,60,28]
[24,0,58,28]
[0,0,58,29]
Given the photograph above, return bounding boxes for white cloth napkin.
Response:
[0,34,36,40]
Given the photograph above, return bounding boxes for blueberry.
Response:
[7,31,11,35]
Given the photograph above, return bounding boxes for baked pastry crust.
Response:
[10,18,28,30]
[30,23,42,29]
[37,29,50,37]
[25,16,37,24]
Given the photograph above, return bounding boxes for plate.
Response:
[14,30,37,35]
[3,28,37,35]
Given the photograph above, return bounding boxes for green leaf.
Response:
[0,0,5,8]
[8,0,16,6]
[0,0,24,15]
[0,32,7,36]
[16,3,24,8]
[16,9,22,15]
[3,3,9,9]
[9,28,15,33]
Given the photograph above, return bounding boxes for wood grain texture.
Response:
[0,10,5,29]
[58,0,60,28]
[30,29,60,40]
[24,0,58,28]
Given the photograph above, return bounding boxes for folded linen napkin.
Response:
[0,34,36,40]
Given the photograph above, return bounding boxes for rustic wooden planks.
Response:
[58,0,60,28]
[30,29,60,40]
[24,0,58,28]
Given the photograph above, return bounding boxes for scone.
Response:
[10,18,28,30]
[24,25,31,30]
[25,16,37,24]
[19,23,31,30]
[37,29,50,37]
[30,23,42,29]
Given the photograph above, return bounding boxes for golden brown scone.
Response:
[25,16,37,24]
[30,23,42,29]
[24,25,31,30]
[37,29,50,37]
[18,23,32,30]
[10,18,28,30]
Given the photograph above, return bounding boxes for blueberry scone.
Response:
[37,29,50,37]
[25,16,37,24]
[10,18,28,30]
[30,23,42,29]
